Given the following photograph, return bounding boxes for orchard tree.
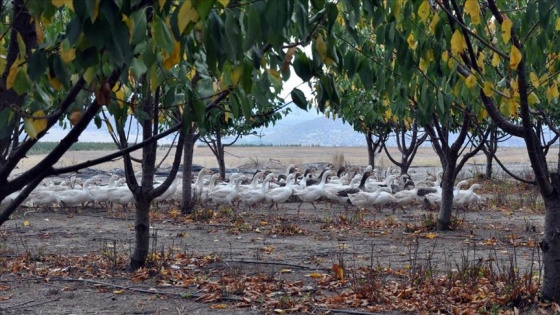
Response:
[305,0,560,301]
[0,0,180,225]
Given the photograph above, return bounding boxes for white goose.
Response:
[424,179,469,209]
[155,173,183,204]
[455,183,483,206]
[56,178,96,207]
[192,168,214,200]
[347,186,394,210]
[265,173,296,211]
[239,173,274,209]
[365,174,398,193]
[292,170,332,211]
[208,175,247,207]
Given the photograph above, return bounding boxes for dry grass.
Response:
[13,145,549,175]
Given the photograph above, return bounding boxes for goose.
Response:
[393,186,423,213]
[306,166,331,186]
[208,175,247,207]
[335,172,372,206]
[365,174,399,193]
[265,173,296,211]
[347,186,394,210]
[191,168,214,201]
[292,169,333,212]
[239,173,274,209]
[424,179,469,209]
[26,189,61,208]
[240,171,264,192]
[455,183,483,207]
[56,178,96,207]
[154,173,183,204]
[107,185,135,209]
[199,173,221,203]
[89,175,120,206]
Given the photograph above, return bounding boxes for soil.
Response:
[0,147,550,314]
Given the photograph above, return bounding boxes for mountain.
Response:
[232,116,365,146]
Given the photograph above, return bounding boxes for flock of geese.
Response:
[7,163,485,214]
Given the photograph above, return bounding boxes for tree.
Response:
[306,0,560,301]
[383,119,428,175]
[0,0,170,225]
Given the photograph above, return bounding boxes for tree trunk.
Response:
[181,127,196,214]
[217,145,226,180]
[437,166,457,230]
[365,132,377,169]
[541,173,560,301]
[129,199,151,270]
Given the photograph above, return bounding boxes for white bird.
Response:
[347,186,394,210]
[292,170,333,212]
[424,179,468,209]
[365,174,398,192]
[192,168,214,200]
[455,183,483,206]
[26,189,61,208]
[239,173,274,209]
[155,173,183,204]
[56,178,96,207]
[265,173,296,211]
[208,175,246,207]
[199,173,221,203]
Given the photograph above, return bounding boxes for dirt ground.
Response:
[0,146,553,314]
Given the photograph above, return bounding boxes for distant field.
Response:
[16,142,546,175]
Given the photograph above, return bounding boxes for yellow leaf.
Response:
[547,82,559,102]
[492,52,500,67]
[307,272,323,279]
[417,0,430,22]
[508,100,519,117]
[51,0,73,11]
[425,232,438,239]
[113,289,125,294]
[429,13,440,35]
[441,50,449,62]
[528,92,540,105]
[283,47,296,73]
[84,66,96,84]
[450,29,466,55]
[465,73,477,89]
[35,19,44,44]
[163,40,181,70]
[23,110,47,140]
[23,220,30,227]
[316,34,328,63]
[177,0,199,35]
[556,17,560,31]
[69,111,82,126]
[158,0,166,11]
[501,17,512,43]
[419,57,428,72]
[464,0,480,24]
[211,304,228,309]
[6,62,18,90]
[91,0,100,22]
[483,81,494,97]
[509,45,522,70]
[231,65,242,86]
[332,264,344,280]
[407,33,416,50]
[530,72,540,87]
[280,269,293,273]
[60,39,76,63]
[217,0,230,7]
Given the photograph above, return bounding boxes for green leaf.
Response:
[224,9,241,60]
[0,108,15,140]
[243,6,261,51]
[154,14,174,54]
[293,52,314,81]
[193,0,216,20]
[291,88,308,110]
[325,2,338,35]
[131,58,147,79]
[27,50,47,81]
[131,8,147,45]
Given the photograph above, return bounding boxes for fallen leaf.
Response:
[113,289,126,294]
[23,220,30,227]
[210,303,228,309]
[425,232,438,239]
[332,264,344,280]
[307,272,323,279]
[280,269,293,274]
